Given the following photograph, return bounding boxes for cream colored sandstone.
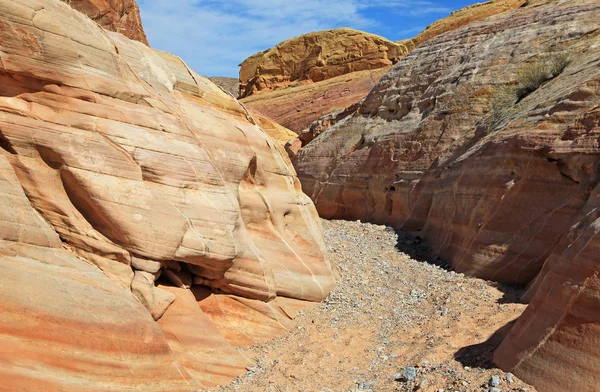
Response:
[0,0,335,390]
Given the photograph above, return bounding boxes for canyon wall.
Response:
[241,1,529,138]
[0,0,334,390]
[399,0,526,52]
[294,1,600,391]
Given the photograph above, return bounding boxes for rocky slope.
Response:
[68,0,149,44]
[242,68,387,133]
[239,28,405,98]
[294,1,600,391]
[247,108,298,147]
[0,0,335,390]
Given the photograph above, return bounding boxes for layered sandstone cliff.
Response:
[68,0,148,44]
[239,28,405,98]
[294,1,600,391]
[241,1,529,140]
[241,68,388,133]
[0,0,334,390]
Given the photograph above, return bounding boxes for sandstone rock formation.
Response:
[242,68,388,133]
[298,98,365,148]
[247,108,298,147]
[68,0,149,44]
[241,2,528,142]
[293,2,600,391]
[239,28,405,98]
[399,0,526,52]
[0,0,335,390]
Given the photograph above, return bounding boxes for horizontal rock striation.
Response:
[294,1,600,390]
[239,28,405,98]
[242,68,388,133]
[0,0,334,390]
[247,108,298,147]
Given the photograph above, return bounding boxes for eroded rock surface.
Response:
[242,1,528,142]
[209,76,240,98]
[399,0,526,52]
[0,0,334,390]
[68,0,149,44]
[242,67,388,133]
[294,2,600,391]
[239,28,405,98]
[247,108,298,147]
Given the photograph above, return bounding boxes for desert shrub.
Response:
[483,86,517,132]
[515,53,571,100]
[515,61,551,100]
[548,53,571,77]
[482,52,571,133]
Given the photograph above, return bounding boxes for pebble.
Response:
[357,380,375,389]
[505,373,515,383]
[211,219,536,392]
[402,366,417,381]
[490,375,501,387]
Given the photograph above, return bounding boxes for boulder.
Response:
[0,0,335,390]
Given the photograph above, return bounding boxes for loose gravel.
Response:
[211,219,537,392]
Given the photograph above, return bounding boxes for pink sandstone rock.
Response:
[0,0,335,390]
[68,0,149,44]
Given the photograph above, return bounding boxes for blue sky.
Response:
[138,0,479,78]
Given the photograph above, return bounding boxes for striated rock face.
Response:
[247,108,298,147]
[242,67,388,133]
[0,0,334,390]
[68,0,149,44]
[399,0,526,52]
[298,98,365,149]
[209,76,240,98]
[495,181,600,392]
[239,28,405,98]
[294,2,600,391]
[242,2,527,143]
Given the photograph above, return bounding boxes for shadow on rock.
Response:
[394,229,528,305]
[394,229,451,271]
[495,284,528,304]
[454,320,517,369]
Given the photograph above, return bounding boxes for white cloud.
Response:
[137,0,452,77]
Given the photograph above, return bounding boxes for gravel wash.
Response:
[211,219,537,392]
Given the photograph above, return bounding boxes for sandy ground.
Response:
[211,219,537,392]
